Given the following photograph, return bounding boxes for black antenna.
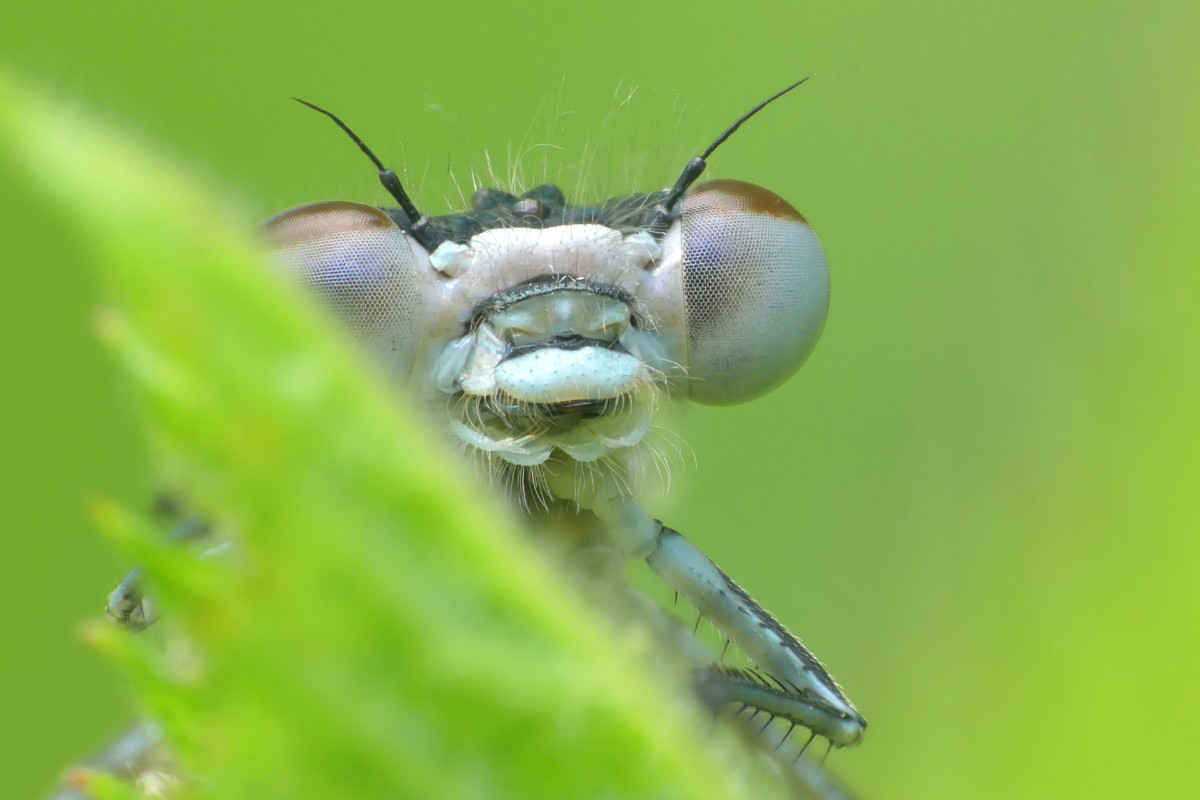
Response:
[658,77,811,216]
[292,98,426,231]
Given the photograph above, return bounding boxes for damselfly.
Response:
[69,80,865,800]
[265,80,865,790]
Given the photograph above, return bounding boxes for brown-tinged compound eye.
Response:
[263,201,425,379]
[679,179,830,405]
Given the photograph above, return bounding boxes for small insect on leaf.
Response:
[1,71,862,800]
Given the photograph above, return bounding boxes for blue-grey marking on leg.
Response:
[647,525,865,747]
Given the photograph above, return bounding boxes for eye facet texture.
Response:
[264,201,424,378]
[679,179,830,405]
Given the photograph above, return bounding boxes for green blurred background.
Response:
[2,2,1197,797]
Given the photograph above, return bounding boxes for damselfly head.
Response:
[264,83,829,483]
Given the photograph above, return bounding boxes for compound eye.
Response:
[679,179,830,405]
[263,201,425,378]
